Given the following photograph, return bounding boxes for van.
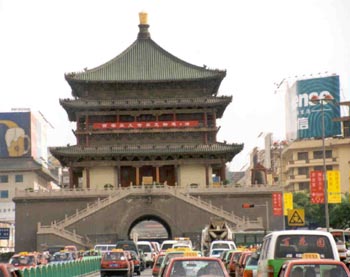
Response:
[256,230,339,277]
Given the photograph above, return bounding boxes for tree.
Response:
[329,193,350,229]
[293,192,350,230]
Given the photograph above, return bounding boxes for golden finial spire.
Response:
[139,12,148,25]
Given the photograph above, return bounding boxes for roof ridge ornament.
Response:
[138,12,150,39]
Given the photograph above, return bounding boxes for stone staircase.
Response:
[37,185,264,248]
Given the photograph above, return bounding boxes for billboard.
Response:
[0,112,31,158]
[296,76,341,139]
[285,81,298,141]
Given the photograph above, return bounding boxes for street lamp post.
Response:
[272,140,287,230]
[311,94,334,232]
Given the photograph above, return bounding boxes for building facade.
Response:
[0,110,57,251]
[50,13,243,189]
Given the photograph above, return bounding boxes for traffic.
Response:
[1,228,350,276]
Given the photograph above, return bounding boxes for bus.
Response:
[233,230,267,248]
[317,228,350,260]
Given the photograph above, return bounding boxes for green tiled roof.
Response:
[50,143,243,158]
[65,24,225,83]
[60,96,232,121]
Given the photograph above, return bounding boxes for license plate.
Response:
[111,263,119,267]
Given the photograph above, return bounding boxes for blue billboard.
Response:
[296,76,341,139]
[0,112,31,158]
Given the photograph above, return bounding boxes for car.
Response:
[152,252,165,277]
[257,230,339,277]
[277,254,350,277]
[210,240,236,253]
[49,251,75,264]
[160,240,179,251]
[227,250,243,276]
[137,241,156,267]
[129,250,143,275]
[242,253,259,277]
[116,240,139,256]
[235,251,252,277]
[94,244,115,254]
[9,252,39,269]
[100,248,133,277]
[210,248,229,258]
[158,248,200,277]
[0,263,21,277]
[162,256,230,277]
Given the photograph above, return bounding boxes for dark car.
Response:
[116,240,139,256]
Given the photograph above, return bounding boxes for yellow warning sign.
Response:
[288,209,305,226]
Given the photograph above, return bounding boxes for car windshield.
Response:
[103,252,125,261]
[52,252,71,261]
[138,244,152,252]
[170,260,225,277]
[212,243,230,249]
[290,264,348,277]
[10,256,33,266]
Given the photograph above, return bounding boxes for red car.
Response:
[163,256,229,277]
[152,252,166,277]
[278,256,350,277]
[100,248,133,277]
[0,263,20,277]
[9,252,39,269]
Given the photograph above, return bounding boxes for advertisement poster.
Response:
[297,76,341,139]
[0,112,31,158]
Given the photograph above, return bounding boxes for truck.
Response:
[200,217,234,256]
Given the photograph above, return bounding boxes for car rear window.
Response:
[138,244,152,252]
[275,235,334,259]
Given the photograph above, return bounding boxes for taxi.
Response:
[277,253,350,276]
[162,256,229,277]
[152,252,166,277]
[9,252,39,269]
[159,248,199,277]
[100,248,133,277]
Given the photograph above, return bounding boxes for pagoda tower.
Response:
[50,13,243,189]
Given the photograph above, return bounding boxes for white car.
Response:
[137,241,156,268]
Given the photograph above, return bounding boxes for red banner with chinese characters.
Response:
[272,192,283,216]
[93,120,199,129]
[310,170,324,204]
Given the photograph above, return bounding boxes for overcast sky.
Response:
[1,0,350,170]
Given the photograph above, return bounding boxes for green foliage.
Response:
[292,192,350,229]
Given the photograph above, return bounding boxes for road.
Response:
[91,268,153,276]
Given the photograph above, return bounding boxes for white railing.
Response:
[35,185,267,246]
[37,222,91,248]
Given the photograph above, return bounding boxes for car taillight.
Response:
[243,269,253,277]
[120,261,129,268]
[267,265,274,277]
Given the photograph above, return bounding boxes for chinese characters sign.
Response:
[327,170,341,203]
[93,120,199,129]
[310,170,324,204]
[272,192,283,216]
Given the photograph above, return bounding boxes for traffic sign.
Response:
[287,209,305,226]
[0,228,10,239]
